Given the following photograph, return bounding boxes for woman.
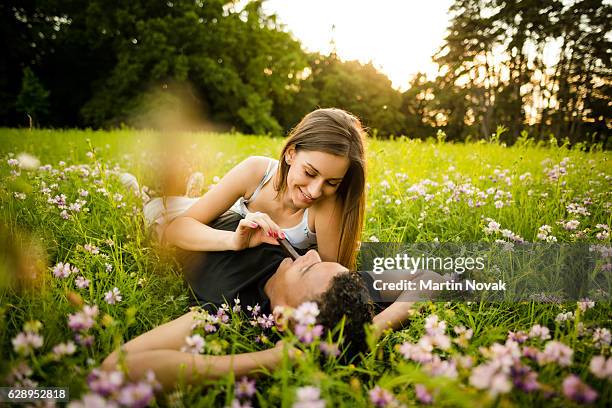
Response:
[154,108,367,269]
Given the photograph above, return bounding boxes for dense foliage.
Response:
[1,1,610,143]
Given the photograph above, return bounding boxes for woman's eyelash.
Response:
[304,170,339,186]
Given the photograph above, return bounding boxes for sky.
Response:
[261,0,455,90]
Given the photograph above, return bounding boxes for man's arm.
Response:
[372,298,415,335]
[368,269,447,336]
[108,344,290,391]
[129,348,282,390]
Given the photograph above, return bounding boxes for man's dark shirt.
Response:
[178,211,290,314]
[177,211,384,314]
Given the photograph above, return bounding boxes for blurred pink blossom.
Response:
[562,375,597,404]
[414,384,433,404]
[368,386,395,407]
[538,341,573,367]
[589,355,612,379]
[293,386,325,408]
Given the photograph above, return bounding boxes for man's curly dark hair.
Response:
[315,272,375,362]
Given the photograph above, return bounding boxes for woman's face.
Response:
[285,148,350,208]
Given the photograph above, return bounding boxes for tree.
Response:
[80,0,308,134]
[279,53,405,137]
[431,0,611,144]
[15,67,49,127]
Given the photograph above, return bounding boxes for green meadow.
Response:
[1,128,610,407]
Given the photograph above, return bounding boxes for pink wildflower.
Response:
[398,339,434,363]
[319,341,340,357]
[469,363,512,395]
[104,287,122,304]
[68,393,115,408]
[424,356,457,379]
[247,304,260,317]
[68,312,94,332]
[75,276,90,289]
[117,381,154,408]
[87,368,124,396]
[293,386,325,408]
[257,314,275,329]
[229,399,252,408]
[52,341,77,358]
[53,262,77,278]
[294,302,319,326]
[538,341,573,367]
[414,384,433,405]
[510,363,540,392]
[528,324,551,341]
[592,327,611,348]
[12,331,44,355]
[368,386,395,407]
[295,324,323,344]
[235,377,256,399]
[507,330,528,344]
[589,355,612,379]
[577,298,595,312]
[562,375,597,404]
[181,334,205,354]
[84,244,100,254]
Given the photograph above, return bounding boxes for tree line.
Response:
[1,0,609,145]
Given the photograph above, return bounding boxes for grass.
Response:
[0,128,610,407]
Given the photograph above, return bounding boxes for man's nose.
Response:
[305,249,321,262]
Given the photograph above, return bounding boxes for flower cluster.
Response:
[12,323,44,355]
[228,377,257,408]
[483,217,524,243]
[68,304,98,347]
[292,385,326,408]
[52,261,79,278]
[104,287,122,305]
[69,369,159,408]
[536,225,557,242]
[368,385,401,407]
[293,302,323,345]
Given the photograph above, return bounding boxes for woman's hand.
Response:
[231,212,285,250]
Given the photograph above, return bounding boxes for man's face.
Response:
[276,249,348,307]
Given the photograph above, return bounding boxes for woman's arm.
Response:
[164,156,278,251]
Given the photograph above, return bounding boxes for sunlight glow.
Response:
[262,0,454,90]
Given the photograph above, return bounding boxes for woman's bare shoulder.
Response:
[238,156,275,197]
[311,195,343,230]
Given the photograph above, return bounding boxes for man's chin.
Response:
[277,257,293,273]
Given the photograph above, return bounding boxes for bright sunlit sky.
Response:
[261,0,454,90]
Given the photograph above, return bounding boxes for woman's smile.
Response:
[298,187,314,204]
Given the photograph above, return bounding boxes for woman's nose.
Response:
[307,180,324,199]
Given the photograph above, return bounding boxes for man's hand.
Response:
[274,340,300,360]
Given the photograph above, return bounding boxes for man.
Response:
[103,212,444,389]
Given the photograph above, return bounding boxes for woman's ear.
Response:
[285,146,296,165]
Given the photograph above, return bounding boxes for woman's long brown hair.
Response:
[274,108,367,270]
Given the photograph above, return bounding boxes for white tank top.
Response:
[229,159,317,250]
